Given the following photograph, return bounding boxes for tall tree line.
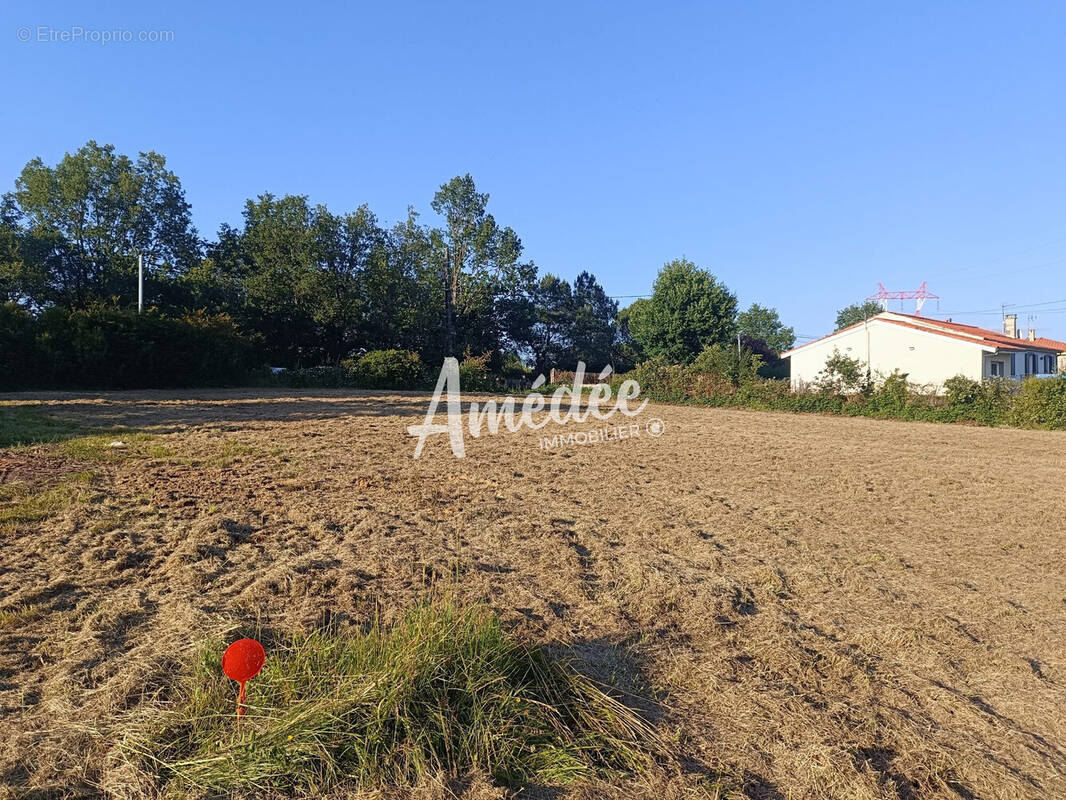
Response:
[1,141,796,377]
[0,142,622,371]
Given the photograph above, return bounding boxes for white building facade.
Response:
[782,312,1066,391]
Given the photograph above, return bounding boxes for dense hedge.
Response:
[343,350,428,390]
[3,305,1063,432]
[625,355,1066,431]
[0,308,506,392]
[0,303,254,389]
[278,350,505,392]
[1011,375,1066,430]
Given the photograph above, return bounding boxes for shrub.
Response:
[498,350,531,382]
[118,600,662,794]
[689,343,762,387]
[179,310,258,386]
[631,358,691,403]
[738,378,816,411]
[812,349,869,395]
[458,352,503,392]
[972,379,1013,426]
[866,370,911,416]
[944,375,980,408]
[345,349,426,389]
[940,375,1012,426]
[282,365,350,388]
[1011,376,1066,430]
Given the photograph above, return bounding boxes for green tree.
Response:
[429,175,526,357]
[570,271,618,371]
[386,209,447,358]
[5,141,199,309]
[612,300,645,372]
[528,273,575,375]
[236,194,388,365]
[237,194,319,364]
[736,303,795,354]
[627,258,737,363]
[505,269,619,374]
[835,300,883,330]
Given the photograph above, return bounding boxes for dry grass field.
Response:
[1,389,1065,799]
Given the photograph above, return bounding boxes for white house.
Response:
[782,312,1066,391]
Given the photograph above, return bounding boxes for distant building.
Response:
[782,312,1066,390]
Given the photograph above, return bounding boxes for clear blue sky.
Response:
[3,1,1065,341]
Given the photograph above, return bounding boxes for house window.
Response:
[990,361,1004,377]
[1025,353,1036,375]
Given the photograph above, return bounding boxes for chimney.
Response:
[1028,328,1036,342]
[1004,314,1018,339]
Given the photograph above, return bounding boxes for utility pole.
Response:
[137,253,144,314]
[443,245,455,357]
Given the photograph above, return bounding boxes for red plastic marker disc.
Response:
[222,638,265,683]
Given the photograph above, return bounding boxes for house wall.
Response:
[788,320,986,390]
[1009,350,1062,377]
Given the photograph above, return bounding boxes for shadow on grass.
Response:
[1,391,438,438]
[0,405,89,448]
[0,405,154,458]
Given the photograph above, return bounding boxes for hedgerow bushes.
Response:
[279,350,503,391]
[0,307,505,392]
[343,349,427,389]
[628,345,1066,430]
[943,376,1014,426]
[0,303,37,384]
[1011,375,1066,429]
[3,302,1063,431]
[0,303,254,390]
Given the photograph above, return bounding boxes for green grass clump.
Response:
[120,600,661,794]
[59,432,171,460]
[0,405,84,447]
[0,405,171,458]
[0,471,94,531]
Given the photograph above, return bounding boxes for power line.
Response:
[1006,297,1066,310]
[929,297,1066,317]
[927,234,1066,281]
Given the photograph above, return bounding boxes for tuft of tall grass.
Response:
[118,600,663,794]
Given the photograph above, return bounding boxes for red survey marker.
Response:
[222,638,265,719]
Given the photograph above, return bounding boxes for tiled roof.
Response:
[782,312,1066,356]
[889,313,1066,352]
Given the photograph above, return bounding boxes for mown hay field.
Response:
[1,389,1064,799]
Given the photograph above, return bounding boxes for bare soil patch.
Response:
[1,390,1064,799]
